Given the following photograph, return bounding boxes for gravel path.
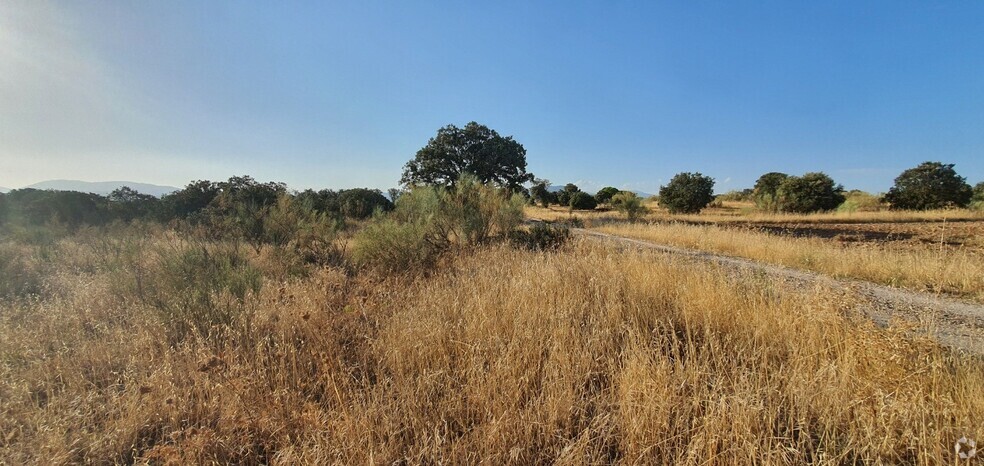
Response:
[575,228,984,356]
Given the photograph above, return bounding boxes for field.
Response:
[2,219,983,464]
[527,205,984,302]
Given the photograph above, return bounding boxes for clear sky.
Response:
[2,1,982,194]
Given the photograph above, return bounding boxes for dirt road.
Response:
[575,228,984,356]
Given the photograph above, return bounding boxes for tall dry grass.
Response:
[526,204,984,226]
[1,229,982,464]
[594,222,984,301]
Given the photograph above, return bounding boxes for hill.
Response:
[22,180,179,197]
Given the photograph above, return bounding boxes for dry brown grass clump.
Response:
[1,232,982,464]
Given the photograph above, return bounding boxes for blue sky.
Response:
[1,1,982,194]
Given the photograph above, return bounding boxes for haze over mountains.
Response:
[14,180,179,197]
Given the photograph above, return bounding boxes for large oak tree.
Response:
[401,122,534,193]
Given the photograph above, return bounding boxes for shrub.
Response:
[595,187,620,204]
[717,189,754,202]
[0,242,45,299]
[353,174,525,273]
[774,172,845,213]
[883,162,973,210]
[148,242,262,342]
[752,172,790,212]
[509,223,571,251]
[836,190,885,213]
[972,182,984,210]
[658,172,715,214]
[568,191,597,210]
[337,188,393,219]
[611,191,647,221]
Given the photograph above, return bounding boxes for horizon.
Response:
[2,2,982,193]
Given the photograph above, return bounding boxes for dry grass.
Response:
[594,221,984,301]
[1,228,983,464]
[526,204,984,226]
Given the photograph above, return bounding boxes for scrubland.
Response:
[1,221,982,464]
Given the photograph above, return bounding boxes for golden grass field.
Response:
[1,225,983,464]
[527,205,984,302]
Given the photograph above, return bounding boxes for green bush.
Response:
[510,223,571,251]
[836,190,885,213]
[568,192,597,210]
[752,172,789,212]
[611,191,647,221]
[148,242,262,343]
[353,174,525,274]
[883,162,973,210]
[775,172,845,213]
[659,172,715,214]
[594,187,620,204]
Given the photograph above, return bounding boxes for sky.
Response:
[1,1,982,194]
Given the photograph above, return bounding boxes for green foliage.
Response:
[401,121,534,193]
[108,186,161,222]
[972,182,984,210]
[883,162,973,210]
[595,187,620,204]
[148,242,262,343]
[611,191,647,221]
[556,183,581,206]
[716,189,754,202]
[836,190,885,213]
[2,189,108,229]
[775,172,845,213]
[752,172,790,212]
[509,223,571,251]
[568,191,597,210]
[337,188,393,219]
[530,179,555,207]
[354,174,525,273]
[658,172,715,214]
[162,180,219,219]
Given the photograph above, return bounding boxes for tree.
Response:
[882,162,973,210]
[658,172,715,214]
[752,172,789,212]
[611,191,646,221]
[108,186,160,221]
[401,122,534,193]
[556,183,580,206]
[337,188,393,219]
[161,180,219,220]
[595,186,620,204]
[568,191,597,210]
[775,172,845,213]
[973,182,984,203]
[530,179,554,207]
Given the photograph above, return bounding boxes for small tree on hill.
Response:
[658,172,715,214]
[882,162,973,210]
[775,172,845,213]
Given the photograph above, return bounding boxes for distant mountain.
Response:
[0,186,8,194]
[22,180,179,197]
